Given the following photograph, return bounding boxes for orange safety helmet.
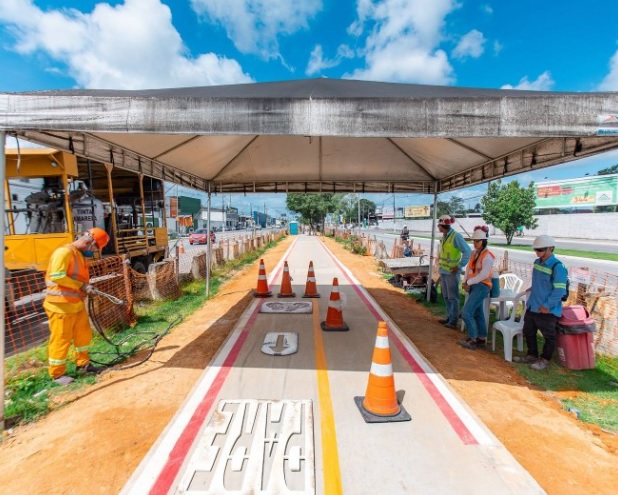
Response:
[87,227,110,249]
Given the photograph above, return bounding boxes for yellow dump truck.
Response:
[4,148,168,273]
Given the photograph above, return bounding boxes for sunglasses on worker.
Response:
[533,247,547,253]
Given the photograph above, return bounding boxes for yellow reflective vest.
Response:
[44,244,89,313]
[439,230,462,271]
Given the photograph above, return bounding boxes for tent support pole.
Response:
[206,186,211,299]
[427,186,439,302]
[1,131,6,431]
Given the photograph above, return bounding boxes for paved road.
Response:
[365,229,618,278]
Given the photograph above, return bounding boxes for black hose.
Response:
[87,294,182,371]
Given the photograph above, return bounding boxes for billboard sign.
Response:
[382,206,394,219]
[404,205,431,218]
[534,175,618,209]
[169,197,178,217]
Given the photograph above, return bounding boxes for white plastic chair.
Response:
[491,292,527,361]
[490,273,523,318]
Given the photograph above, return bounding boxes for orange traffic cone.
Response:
[320,278,349,331]
[179,240,185,254]
[302,261,320,298]
[253,259,272,298]
[354,321,410,423]
[277,261,296,298]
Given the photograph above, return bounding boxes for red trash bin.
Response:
[556,305,596,370]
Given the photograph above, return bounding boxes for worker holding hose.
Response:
[44,227,110,385]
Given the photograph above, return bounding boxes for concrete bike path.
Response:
[121,235,544,495]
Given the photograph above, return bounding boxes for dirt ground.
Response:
[1,236,617,494]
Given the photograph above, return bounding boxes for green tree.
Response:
[597,164,618,175]
[436,196,466,217]
[338,194,376,225]
[286,193,342,232]
[481,180,538,244]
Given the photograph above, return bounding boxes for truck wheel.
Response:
[132,260,147,274]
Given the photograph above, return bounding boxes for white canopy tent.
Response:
[2,78,618,194]
[2,78,618,427]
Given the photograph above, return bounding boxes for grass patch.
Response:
[409,234,618,262]
[393,278,618,433]
[2,237,283,430]
[514,340,618,433]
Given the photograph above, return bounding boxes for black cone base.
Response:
[320,321,349,331]
[354,396,411,423]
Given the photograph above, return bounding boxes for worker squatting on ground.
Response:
[514,235,568,371]
[44,227,110,385]
[437,215,471,329]
[458,226,496,350]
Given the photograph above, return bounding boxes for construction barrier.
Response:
[355,321,411,423]
[3,230,287,358]
[253,259,273,298]
[277,261,295,298]
[320,277,349,331]
[303,261,320,298]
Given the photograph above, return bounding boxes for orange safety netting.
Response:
[3,230,286,360]
[4,256,134,358]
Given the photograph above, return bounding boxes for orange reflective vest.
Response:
[45,245,90,304]
[465,248,495,288]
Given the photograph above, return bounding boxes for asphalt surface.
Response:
[122,235,543,495]
[362,228,618,279]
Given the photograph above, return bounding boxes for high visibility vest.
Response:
[465,248,495,288]
[45,245,90,304]
[439,230,462,271]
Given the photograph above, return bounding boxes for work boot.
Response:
[76,363,103,374]
[438,318,449,324]
[53,375,75,386]
[531,358,550,371]
[513,355,538,364]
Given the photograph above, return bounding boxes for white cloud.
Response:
[306,44,354,75]
[501,71,555,91]
[0,0,253,89]
[493,40,503,56]
[599,48,618,91]
[481,4,493,15]
[452,29,485,60]
[190,0,322,61]
[344,0,459,84]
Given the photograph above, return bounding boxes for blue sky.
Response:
[2,0,618,215]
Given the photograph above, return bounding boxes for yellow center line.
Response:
[312,300,343,495]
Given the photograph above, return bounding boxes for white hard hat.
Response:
[438,214,454,226]
[471,226,489,240]
[533,235,555,249]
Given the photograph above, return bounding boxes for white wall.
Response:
[380,212,618,240]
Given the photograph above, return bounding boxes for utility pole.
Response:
[221,194,225,231]
[393,194,396,233]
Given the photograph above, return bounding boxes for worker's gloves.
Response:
[83,284,95,295]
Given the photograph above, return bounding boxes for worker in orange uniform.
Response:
[44,227,110,385]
